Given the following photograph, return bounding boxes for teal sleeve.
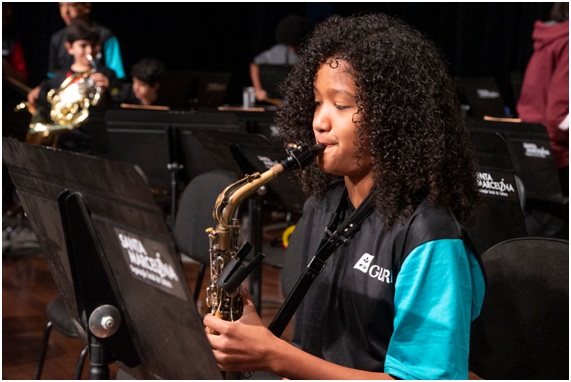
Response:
[104,37,125,79]
[384,239,485,380]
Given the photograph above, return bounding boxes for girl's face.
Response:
[313,59,371,180]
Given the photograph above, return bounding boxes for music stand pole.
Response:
[248,192,264,312]
[167,125,182,233]
[88,335,113,380]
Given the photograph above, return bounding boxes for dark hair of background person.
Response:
[276,13,481,230]
[65,18,99,44]
[275,14,310,49]
[130,58,164,86]
[550,2,569,22]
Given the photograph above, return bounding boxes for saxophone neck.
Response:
[212,141,325,227]
[215,164,284,226]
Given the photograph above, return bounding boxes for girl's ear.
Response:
[64,41,73,55]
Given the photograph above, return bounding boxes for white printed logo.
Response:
[523,142,550,159]
[476,89,500,99]
[477,172,515,197]
[118,233,179,288]
[354,253,374,273]
[354,253,392,283]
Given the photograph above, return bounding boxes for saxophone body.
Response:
[205,142,325,379]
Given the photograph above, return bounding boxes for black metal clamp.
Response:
[216,242,266,294]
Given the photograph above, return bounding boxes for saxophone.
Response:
[205,142,325,379]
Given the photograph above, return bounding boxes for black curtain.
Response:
[8,2,554,105]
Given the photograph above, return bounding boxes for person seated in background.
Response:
[35,19,118,114]
[118,58,164,106]
[27,2,125,108]
[249,15,309,102]
[517,2,569,196]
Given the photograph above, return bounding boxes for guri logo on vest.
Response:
[353,253,391,283]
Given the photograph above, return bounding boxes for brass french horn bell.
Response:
[15,54,102,146]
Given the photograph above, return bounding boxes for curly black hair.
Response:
[276,13,480,229]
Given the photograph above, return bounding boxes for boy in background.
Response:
[119,58,164,106]
[36,18,118,112]
[28,2,124,107]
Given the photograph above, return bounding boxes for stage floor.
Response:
[2,255,293,379]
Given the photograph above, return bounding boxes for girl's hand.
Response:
[203,287,279,372]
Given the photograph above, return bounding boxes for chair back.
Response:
[173,170,239,264]
[469,237,569,380]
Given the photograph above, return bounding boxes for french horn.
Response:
[15,54,102,146]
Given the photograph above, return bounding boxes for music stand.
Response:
[466,119,567,207]
[190,129,307,214]
[2,138,221,380]
[468,131,528,253]
[455,77,507,118]
[93,108,243,226]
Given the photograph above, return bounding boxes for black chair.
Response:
[173,170,239,302]
[34,295,88,379]
[469,237,569,380]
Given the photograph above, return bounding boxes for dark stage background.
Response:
[8,2,554,108]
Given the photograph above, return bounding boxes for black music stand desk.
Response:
[468,131,528,253]
[466,119,567,207]
[2,138,221,380]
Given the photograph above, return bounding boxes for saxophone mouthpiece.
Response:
[280,142,326,173]
[309,143,326,156]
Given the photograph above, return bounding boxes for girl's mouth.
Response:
[322,143,336,150]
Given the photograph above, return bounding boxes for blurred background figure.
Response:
[27,2,125,109]
[249,15,309,102]
[35,19,118,116]
[33,19,119,153]
[517,2,569,196]
[2,2,28,110]
[119,58,165,106]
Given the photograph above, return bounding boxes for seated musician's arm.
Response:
[204,288,397,380]
[384,239,486,380]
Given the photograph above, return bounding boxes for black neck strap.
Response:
[268,187,376,338]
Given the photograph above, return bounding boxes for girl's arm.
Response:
[203,289,395,380]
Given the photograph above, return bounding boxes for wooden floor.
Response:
[2,254,293,379]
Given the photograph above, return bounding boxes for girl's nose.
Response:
[313,105,332,134]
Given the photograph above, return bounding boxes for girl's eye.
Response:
[314,101,322,106]
[335,105,348,110]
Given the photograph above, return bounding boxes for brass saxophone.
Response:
[205,142,325,379]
